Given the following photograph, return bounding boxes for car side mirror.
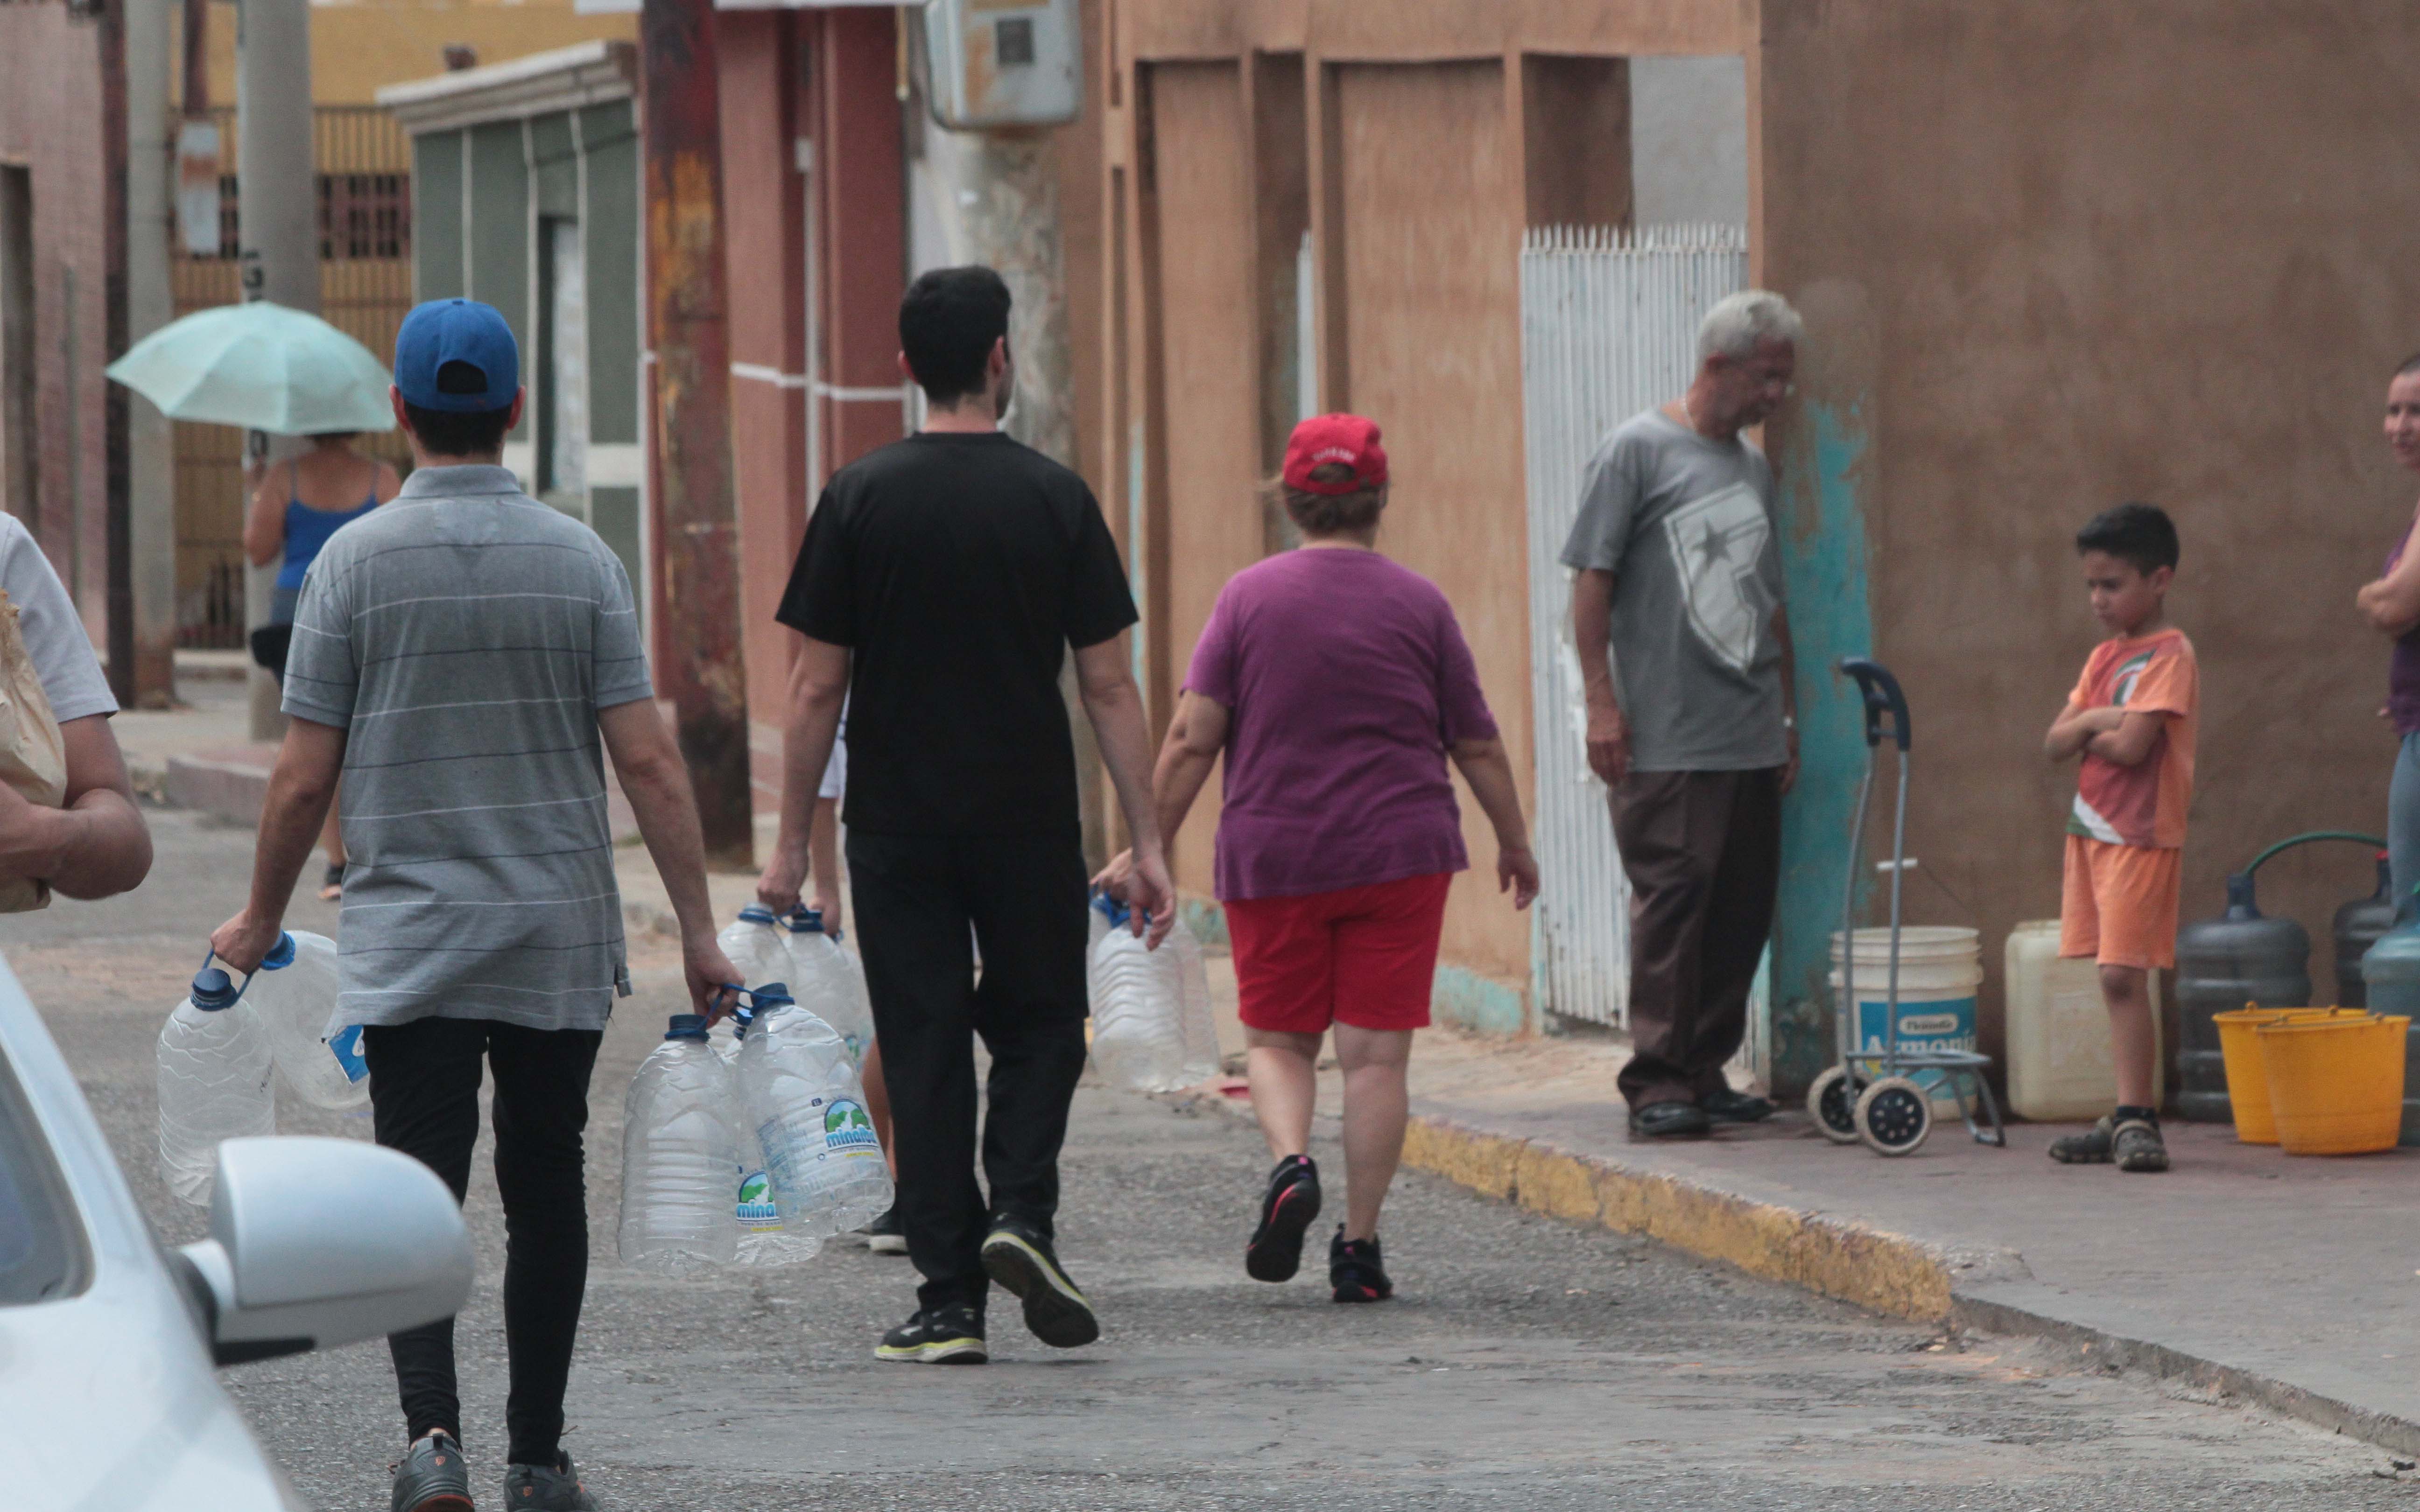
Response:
[173,1136,472,1366]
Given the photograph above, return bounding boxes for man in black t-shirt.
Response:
[757,266,1175,1365]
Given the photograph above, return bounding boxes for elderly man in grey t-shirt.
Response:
[1561,290,1803,1142]
[211,299,738,1512]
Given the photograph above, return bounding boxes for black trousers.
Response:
[847,826,1092,1315]
[362,1017,603,1465]
[1608,768,1784,1108]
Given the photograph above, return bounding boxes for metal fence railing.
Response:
[171,106,413,647]
[1520,224,1748,1031]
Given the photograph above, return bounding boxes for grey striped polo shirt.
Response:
[282,464,653,1033]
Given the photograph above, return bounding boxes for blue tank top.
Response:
[277,474,380,591]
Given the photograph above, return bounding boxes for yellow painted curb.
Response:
[1400,1113,1959,1323]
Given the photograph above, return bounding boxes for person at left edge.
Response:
[210,297,740,1512]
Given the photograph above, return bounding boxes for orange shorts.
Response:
[2059,834,2182,971]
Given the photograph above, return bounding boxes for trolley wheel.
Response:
[1808,1066,1861,1144]
[1854,1077,1933,1157]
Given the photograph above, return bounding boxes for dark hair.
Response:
[2075,501,2179,575]
[401,400,514,458]
[308,431,361,445]
[2398,351,2420,378]
[1267,463,1388,537]
[900,266,1012,406]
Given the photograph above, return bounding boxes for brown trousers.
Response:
[1611,767,1784,1109]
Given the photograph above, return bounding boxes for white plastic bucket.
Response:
[1829,926,1983,1114]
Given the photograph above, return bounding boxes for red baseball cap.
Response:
[1283,413,1388,495]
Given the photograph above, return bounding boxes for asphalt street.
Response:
[14,806,2420,1510]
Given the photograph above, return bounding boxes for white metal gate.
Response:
[1520,224,1748,1029]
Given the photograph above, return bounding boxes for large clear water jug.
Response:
[249,930,367,1111]
[156,958,275,1205]
[717,906,792,996]
[618,1014,743,1272]
[735,990,893,1239]
[1088,898,1219,1093]
[781,907,874,1066]
[717,995,820,1266]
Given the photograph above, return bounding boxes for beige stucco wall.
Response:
[1756,0,2420,1067]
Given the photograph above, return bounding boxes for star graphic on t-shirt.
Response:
[1699,521,1733,566]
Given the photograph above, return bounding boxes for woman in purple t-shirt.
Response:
[1099,414,1537,1304]
[2357,357,2420,909]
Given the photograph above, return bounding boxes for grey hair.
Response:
[1698,290,1804,361]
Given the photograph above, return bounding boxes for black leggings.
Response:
[362,1017,602,1465]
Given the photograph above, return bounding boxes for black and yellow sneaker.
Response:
[874,1304,988,1365]
[981,1214,1100,1348]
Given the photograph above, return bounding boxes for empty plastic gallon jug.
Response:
[156,957,275,1205]
[713,997,819,1266]
[2336,856,2399,1009]
[619,1014,744,1273]
[2360,891,2420,1145]
[1088,898,1219,1094]
[781,907,874,1066]
[718,906,792,995]
[2004,920,2163,1120]
[736,990,893,1239]
[248,930,366,1111]
[2174,873,2312,1122]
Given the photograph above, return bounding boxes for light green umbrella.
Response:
[105,300,396,435]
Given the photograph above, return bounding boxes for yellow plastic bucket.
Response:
[2214,1008,2370,1144]
[2258,1014,2410,1156]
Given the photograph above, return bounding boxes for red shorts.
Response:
[1224,873,1452,1035]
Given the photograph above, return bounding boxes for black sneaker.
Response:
[1246,1154,1322,1283]
[874,1304,988,1364]
[858,1205,908,1255]
[390,1431,473,1512]
[500,1452,597,1511]
[1330,1225,1393,1303]
[981,1214,1100,1348]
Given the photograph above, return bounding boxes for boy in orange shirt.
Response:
[2042,503,2196,1174]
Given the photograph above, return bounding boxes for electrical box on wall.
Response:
[922,0,1082,130]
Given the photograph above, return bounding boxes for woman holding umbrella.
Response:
[244,434,397,898]
[107,299,404,900]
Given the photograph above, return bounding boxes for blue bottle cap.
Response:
[665,1014,709,1041]
[260,933,297,971]
[737,905,777,925]
[190,966,241,1012]
[747,983,794,1011]
[781,906,825,935]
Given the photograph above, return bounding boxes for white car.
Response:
[0,958,472,1511]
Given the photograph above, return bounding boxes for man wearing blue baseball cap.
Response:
[211,297,740,1512]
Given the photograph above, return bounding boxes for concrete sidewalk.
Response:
[1215,1016,2420,1455]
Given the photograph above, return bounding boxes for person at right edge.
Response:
[1563,290,1801,1141]
[754,266,1174,1366]
[2045,504,2195,1175]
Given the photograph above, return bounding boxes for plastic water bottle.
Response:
[618,1014,743,1273]
[713,995,820,1266]
[717,906,792,996]
[782,907,875,1066]
[156,959,275,1206]
[248,931,367,1111]
[1089,901,1220,1093]
[736,992,893,1239]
